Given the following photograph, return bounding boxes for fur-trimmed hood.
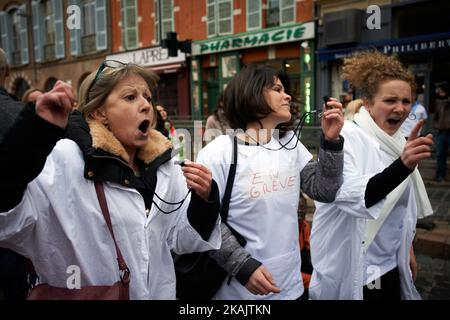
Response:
[66,110,172,165]
[87,118,172,164]
[65,110,174,189]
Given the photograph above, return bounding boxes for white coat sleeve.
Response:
[0,149,61,256]
[323,125,385,219]
[166,161,222,254]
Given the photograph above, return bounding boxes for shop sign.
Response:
[193,22,314,55]
[107,47,185,67]
[383,38,450,55]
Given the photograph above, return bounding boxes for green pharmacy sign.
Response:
[192,22,314,56]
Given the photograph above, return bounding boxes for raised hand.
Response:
[401,120,433,170]
[245,265,281,296]
[321,97,344,141]
[35,80,75,129]
[181,160,213,201]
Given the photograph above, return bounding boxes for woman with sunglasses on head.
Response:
[195,64,345,300]
[309,51,434,300]
[0,61,221,299]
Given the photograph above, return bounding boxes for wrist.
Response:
[324,135,340,141]
[320,133,344,151]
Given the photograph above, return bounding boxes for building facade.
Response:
[315,0,450,116]
[1,0,316,122]
[189,0,316,120]
[107,0,193,118]
[0,0,109,99]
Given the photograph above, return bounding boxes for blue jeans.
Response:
[436,131,450,180]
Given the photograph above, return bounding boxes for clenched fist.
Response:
[35,80,75,129]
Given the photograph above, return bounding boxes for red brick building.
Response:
[107,0,315,119]
[188,0,316,119]
[1,0,315,120]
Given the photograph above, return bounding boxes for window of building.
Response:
[81,0,96,53]
[207,0,233,38]
[246,0,261,31]
[267,0,295,28]
[82,0,95,36]
[1,4,29,66]
[10,8,21,65]
[155,0,174,44]
[121,0,138,50]
[280,0,295,25]
[69,0,107,56]
[31,0,64,62]
[44,0,55,45]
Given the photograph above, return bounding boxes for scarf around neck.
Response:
[354,106,433,251]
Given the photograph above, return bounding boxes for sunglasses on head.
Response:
[87,60,128,95]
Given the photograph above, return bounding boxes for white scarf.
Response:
[354,107,433,251]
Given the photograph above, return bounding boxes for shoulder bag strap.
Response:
[94,182,130,284]
[219,135,238,223]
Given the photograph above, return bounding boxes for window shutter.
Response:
[95,0,107,50]
[18,5,30,64]
[53,0,65,58]
[206,0,215,37]
[0,12,13,63]
[161,0,173,39]
[31,1,43,63]
[69,0,81,56]
[218,0,232,35]
[247,0,261,31]
[123,0,138,49]
[280,0,295,25]
[154,0,160,43]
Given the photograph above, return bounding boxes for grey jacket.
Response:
[209,135,344,285]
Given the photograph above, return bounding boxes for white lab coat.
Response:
[197,134,312,300]
[309,121,420,300]
[0,139,221,299]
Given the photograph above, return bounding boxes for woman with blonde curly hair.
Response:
[310,51,434,300]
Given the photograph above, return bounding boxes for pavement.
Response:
[414,183,450,260]
[413,181,450,299]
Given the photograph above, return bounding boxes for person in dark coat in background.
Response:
[0,48,24,142]
[433,84,450,182]
[0,47,30,300]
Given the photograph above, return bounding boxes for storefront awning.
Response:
[149,63,183,74]
[192,22,315,56]
[317,31,450,61]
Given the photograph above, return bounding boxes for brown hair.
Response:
[223,64,291,136]
[342,51,416,100]
[77,63,159,119]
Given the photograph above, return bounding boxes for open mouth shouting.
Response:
[386,118,402,126]
[138,119,150,134]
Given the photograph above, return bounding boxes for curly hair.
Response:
[342,51,416,99]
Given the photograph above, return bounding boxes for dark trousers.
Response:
[0,248,30,300]
[296,289,309,300]
[363,266,401,300]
